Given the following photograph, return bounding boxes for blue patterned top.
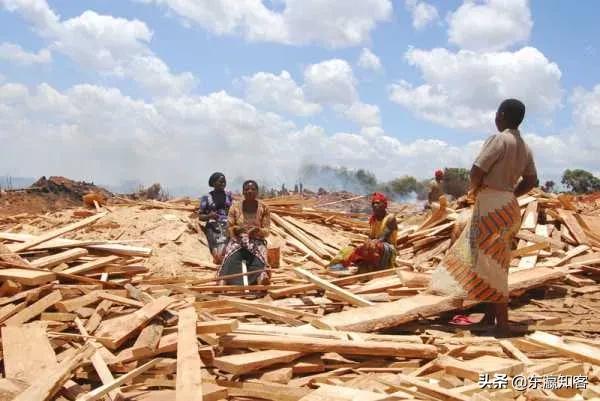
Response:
[199,190,233,223]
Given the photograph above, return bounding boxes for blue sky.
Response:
[1,0,599,193]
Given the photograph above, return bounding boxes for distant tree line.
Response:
[298,165,600,198]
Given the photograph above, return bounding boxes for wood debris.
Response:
[0,188,598,400]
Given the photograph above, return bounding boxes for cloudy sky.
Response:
[1,0,599,192]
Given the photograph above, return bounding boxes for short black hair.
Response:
[242,180,258,191]
[208,172,225,187]
[498,99,526,128]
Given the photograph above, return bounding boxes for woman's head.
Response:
[209,172,226,190]
[242,180,259,200]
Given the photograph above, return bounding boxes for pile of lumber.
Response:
[0,189,598,400]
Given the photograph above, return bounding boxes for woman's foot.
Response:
[257,272,270,285]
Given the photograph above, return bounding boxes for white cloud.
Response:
[0,80,484,190]
[243,70,321,116]
[0,42,51,65]
[339,102,381,127]
[448,0,532,51]
[1,0,195,95]
[389,46,562,131]
[136,0,392,48]
[357,48,382,71]
[304,59,357,105]
[405,0,439,30]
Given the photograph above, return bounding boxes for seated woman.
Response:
[329,192,398,274]
[198,172,233,264]
[217,180,271,286]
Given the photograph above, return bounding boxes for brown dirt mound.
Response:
[0,176,112,216]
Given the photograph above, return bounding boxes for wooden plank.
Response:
[10,212,107,253]
[548,244,589,267]
[2,323,58,384]
[95,296,172,350]
[299,384,388,401]
[0,268,56,286]
[213,350,304,375]
[294,268,373,307]
[97,291,145,308]
[271,213,331,259]
[1,231,152,257]
[317,267,570,332]
[74,317,121,401]
[557,209,589,246]
[219,380,310,401]
[515,230,565,249]
[219,333,437,358]
[62,255,121,276]
[394,374,470,401]
[437,355,523,382]
[132,323,164,355]
[85,300,113,333]
[55,291,100,312]
[30,248,88,269]
[269,268,395,299]
[196,319,239,334]
[528,331,600,365]
[5,290,62,326]
[176,307,203,401]
[76,358,162,401]
[13,344,94,401]
[499,339,532,365]
[520,201,538,230]
[0,241,31,267]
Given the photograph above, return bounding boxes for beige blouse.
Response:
[227,200,271,239]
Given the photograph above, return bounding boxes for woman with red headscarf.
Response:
[328,192,398,274]
[427,169,445,209]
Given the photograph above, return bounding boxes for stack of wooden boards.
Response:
[0,189,597,400]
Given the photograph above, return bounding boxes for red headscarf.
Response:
[371,192,388,207]
[370,192,388,224]
[435,169,444,179]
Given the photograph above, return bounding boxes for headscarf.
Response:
[371,192,388,208]
[435,169,444,179]
[370,192,388,224]
[208,172,225,187]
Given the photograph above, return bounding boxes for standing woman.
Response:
[218,180,271,286]
[199,172,233,264]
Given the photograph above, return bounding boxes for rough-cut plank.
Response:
[520,201,538,230]
[74,317,121,401]
[176,307,203,401]
[55,291,100,312]
[4,289,62,326]
[0,268,56,286]
[10,212,107,253]
[213,350,304,375]
[299,384,388,401]
[528,331,600,364]
[132,323,164,355]
[1,231,152,257]
[220,333,437,358]
[95,296,172,350]
[317,267,569,331]
[515,230,565,249]
[437,355,524,381]
[558,209,589,246]
[294,268,373,307]
[2,323,58,384]
[499,339,532,365]
[30,248,89,269]
[269,269,395,299]
[218,380,310,401]
[85,300,112,333]
[13,344,94,401]
[196,319,239,334]
[77,358,162,401]
[62,255,121,276]
[549,244,589,267]
[394,374,470,401]
[0,242,31,267]
[271,213,331,259]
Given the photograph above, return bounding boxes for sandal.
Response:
[449,315,478,326]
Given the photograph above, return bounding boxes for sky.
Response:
[1,0,599,194]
